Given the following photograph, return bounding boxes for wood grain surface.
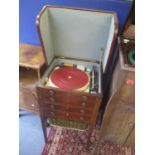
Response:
[19,43,45,69]
[95,38,135,150]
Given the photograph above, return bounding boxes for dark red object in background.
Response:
[50,67,89,90]
[127,79,134,85]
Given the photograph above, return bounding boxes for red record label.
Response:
[49,67,89,90]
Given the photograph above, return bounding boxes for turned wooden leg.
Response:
[40,116,47,143]
[86,124,94,149]
[92,132,102,155]
[92,121,107,155]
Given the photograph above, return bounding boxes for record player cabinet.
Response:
[36,5,118,145]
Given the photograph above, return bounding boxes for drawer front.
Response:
[46,104,69,111]
[49,110,91,123]
[37,88,69,104]
[68,94,98,109]
[19,86,39,113]
[45,104,93,115]
[67,106,93,115]
[69,93,98,103]
[39,99,68,107]
[39,98,95,111]
[69,100,95,109]
[37,87,99,108]
[39,103,92,123]
[37,87,102,123]
[40,95,67,104]
[65,113,91,123]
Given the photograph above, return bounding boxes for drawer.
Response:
[39,98,68,107]
[49,110,91,123]
[37,88,69,104]
[40,98,94,111]
[68,93,101,109]
[45,104,69,111]
[39,98,95,111]
[69,93,99,103]
[67,106,93,115]
[37,87,67,98]
[20,101,38,110]
[37,87,102,123]
[37,87,99,108]
[68,100,95,109]
[65,113,91,123]
[19,86,39,113]
[39,95,68,104]
[49,110,68,120]
[37,87,100,102]
[45,104,93,115]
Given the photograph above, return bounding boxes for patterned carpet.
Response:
[41,124,135,155]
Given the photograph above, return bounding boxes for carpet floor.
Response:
[42,125,135,155]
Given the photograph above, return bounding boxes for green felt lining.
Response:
[47,118,87,130]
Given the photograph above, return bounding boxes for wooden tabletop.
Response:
[19,43,45,69]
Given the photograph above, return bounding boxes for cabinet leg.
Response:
[40,116,47,143]
[92,122,106,155]
[92,133,102,155]
[86,124,94,149]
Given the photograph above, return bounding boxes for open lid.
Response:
[36,5,118,72]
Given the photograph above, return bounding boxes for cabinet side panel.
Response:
[124,127,135,147]
[103,103,134,145]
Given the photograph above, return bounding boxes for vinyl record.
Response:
[49,67,90,91]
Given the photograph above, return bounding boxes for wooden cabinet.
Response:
[94,37,135,151]
[102,99,135,146]
[35,5,118,147]
[19,84,39,113]
[37,83,102,145]
[19,43,45,114]
[124,127,135,147]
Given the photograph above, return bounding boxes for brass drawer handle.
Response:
[82,96,88,101]
[49,97,55,102]
[50,105,55,109]
[66,113,69,116]
[80,116,84,120]
[65,107,69,110]
[81,102,86,107]
[80,109,85,114]
[51,112,55,116]
[49,90,55,96]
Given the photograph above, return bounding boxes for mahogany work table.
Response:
[19,43,45,114]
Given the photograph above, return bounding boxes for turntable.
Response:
[48,65,90,91]
[36,5,118,146]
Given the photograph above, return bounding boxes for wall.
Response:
[19,0,132,45]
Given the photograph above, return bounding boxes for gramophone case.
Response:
[36,5,118,142]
